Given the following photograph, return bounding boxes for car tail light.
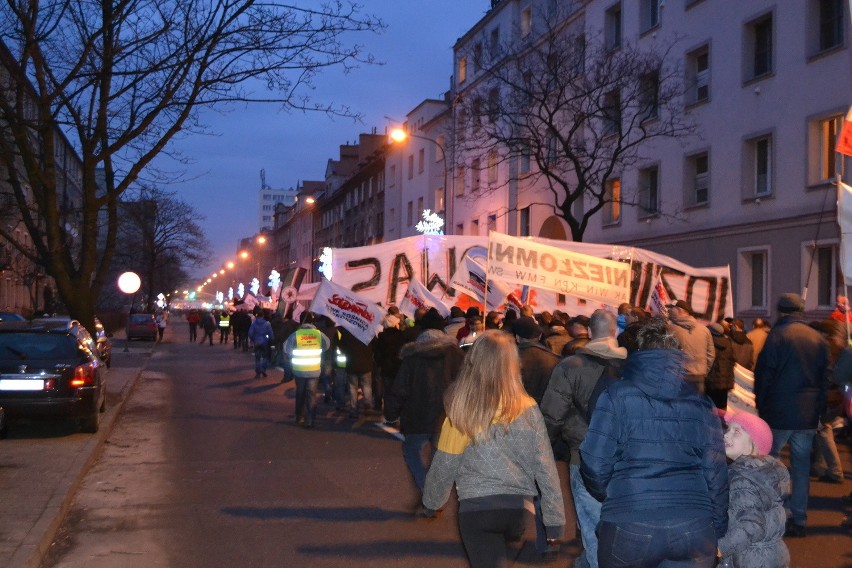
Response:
[70,363,96,387]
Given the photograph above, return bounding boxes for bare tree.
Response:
[456,18,694,242]
[0,0,382,332]
[113,186,211,312]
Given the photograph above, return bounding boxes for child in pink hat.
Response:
[717,411,791,567]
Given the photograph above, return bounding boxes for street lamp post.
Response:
[118,271,141,352]
[390,128,448,223]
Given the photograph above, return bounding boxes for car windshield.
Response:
[130,315,153,324]
[0,333,77,360]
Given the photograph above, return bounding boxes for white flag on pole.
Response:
[398,278,451,319]
[838,182,852,285]
[308,279,384,345]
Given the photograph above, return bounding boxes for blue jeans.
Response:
[770,428,816,526]
[254,345,270,375]
[570,463,601,568]
[402,433,437,491]
[294,376,319,425]
[597,517,716,568]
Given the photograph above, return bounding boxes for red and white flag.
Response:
[837,105,852,157]
[398,278,450,319]
[309,279,384,345]
[646,275,671,318]
[449,253,522,312]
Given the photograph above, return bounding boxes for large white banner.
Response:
[308,279,384,345]
[838,182,852,285]
[488,232,630,308]
[330,235,733,322]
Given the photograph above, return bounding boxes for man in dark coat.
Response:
[754,293,829,537]
[726,318,754,370]
[706,323,735,410]
[383,327,464,506]
[560,316,590,356]
[514,317,560,403]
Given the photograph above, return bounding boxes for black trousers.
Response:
[458,507,528,568]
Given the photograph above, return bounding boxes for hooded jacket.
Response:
[729,329,755,370]
[706,329,735,391]
[383,330,465,435]
[580,349,729,538]
[718,455,790,568]
[540,337,627,465]
[667,314,715,379]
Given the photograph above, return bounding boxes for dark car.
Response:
[0,311,26,322]
[127,313,157,341]
[34,315,112,368]
[0,320,107,433]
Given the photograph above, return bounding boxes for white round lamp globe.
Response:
[118,272,141,294]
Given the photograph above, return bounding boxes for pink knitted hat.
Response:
[724,411,773,455]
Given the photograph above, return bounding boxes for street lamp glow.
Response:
[219,269,225,275]
[227,261,235,270]
[239,250,249,259]
[390,128,407,142]
[305,196,316,204]
[257,235,267,245]
[117,271,141,294]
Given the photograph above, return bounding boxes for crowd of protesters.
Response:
[175,291,849,567]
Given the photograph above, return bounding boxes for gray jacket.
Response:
[718,455,790,568]
[667,314,715,378]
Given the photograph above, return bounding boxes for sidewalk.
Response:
[0,332,155,568]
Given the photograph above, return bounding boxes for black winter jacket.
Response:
[706,331,735,391]
[518,340,561,403]
[754,314,829,430]
[383,331,465,435]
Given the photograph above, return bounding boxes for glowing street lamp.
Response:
[117,271,141,352]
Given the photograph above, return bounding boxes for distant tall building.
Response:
[258,168,297,230]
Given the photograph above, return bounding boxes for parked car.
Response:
[0,319,107,433]
[0,311,26,322]
[126,313,157,341]
[33,315,112,368]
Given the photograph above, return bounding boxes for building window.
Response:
[639,70,660,120]
[488,87,500,123]
[811,0,845,54]
[457,108,466,141]
[471,218,480,235]
[605,3,622,51]
[473,42,482,73]
[810,114,845,184]
[687,151,710,205]
[805,242,840,307]
[456,223,464,235]
[458,56,467,84]
[519,206,531,236]
[456,165,466,196]
[490,27,500,59]
[435,187,444,213]
[521,6,532,37]
[738,248,769,311]
[520,143,531,174]
[435,135,446,161]
[487,150,498,183]
[471,158,482,192]
[488,214,497,233]
[746,14,773,79]
[603,178,622,225]
[749,135,772,197]
[686,45,710,104]
[407,201,413,226]
[407,155,414,179]
[640,0,660,32]
[417,196,424,220]
[418,148,425,174]
[603,90,621,136]
[638,166,659,216]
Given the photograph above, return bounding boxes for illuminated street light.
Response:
[257,235,267,245]
[305,196,316,204]
[239,250,249,260]
[389,127,448,222]
[227,261,235,270]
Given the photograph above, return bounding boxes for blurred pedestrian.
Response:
[248,310,273,378]
[283,316,330,427]
[666,300,715,395]
[706,322,735,410]
[186,310,199,342]
[155,312,167,342]
[200,310,217,346]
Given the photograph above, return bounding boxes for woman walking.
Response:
[422,330,565,567]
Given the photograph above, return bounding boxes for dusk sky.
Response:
[159,2,489,279]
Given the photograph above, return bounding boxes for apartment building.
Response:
[449,0,851,320]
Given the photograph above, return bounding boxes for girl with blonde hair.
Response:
[422,330,565,567]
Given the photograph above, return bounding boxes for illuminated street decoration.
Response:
[416,209,444,235]
[216,291,224,304]
[237,283,245,299]
[228,287,234,301]
[319,247,333,280]
[156,293,166,309]
[250,277,260,296]
[268,269,281,303]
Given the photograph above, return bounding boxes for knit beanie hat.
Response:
[724,411,773,455]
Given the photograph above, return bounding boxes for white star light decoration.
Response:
[319,247,333,280]
[416,210,444,235]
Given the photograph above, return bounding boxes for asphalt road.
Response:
[38,321,575,567]
[30,320,852,567]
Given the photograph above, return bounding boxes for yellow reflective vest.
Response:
[290,328,324,377]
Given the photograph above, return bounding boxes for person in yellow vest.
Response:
[218,311,231,344]
[283,319,331,428]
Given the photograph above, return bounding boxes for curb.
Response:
[12,346,153,568]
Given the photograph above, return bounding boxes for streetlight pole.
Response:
[390,128,448,222]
